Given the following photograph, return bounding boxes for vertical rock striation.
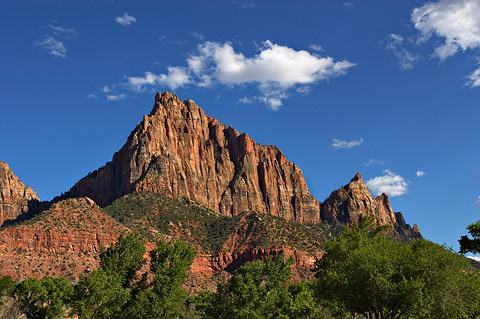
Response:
[66,92,320,222]
[0,162,39,227]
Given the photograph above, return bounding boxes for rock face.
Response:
[321,173,421,239]
[66,92,320,223]
[0,162,40,227]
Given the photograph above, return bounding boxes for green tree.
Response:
[206,254,319,319]
[99,231,147,292]
[459,220,480,254]
[71,269,129,319]
[313,217,471,319]
[14,277,73,319]
[125,239,197,319]
[0,275,15,305]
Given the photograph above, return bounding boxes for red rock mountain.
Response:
[0,162,40,227]
[66,92,320,223]
[65,92,419,236]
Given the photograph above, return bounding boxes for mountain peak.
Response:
[351,172,363,183]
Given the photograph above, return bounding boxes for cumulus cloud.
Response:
[411,0,480,60]
[332,138,364,149]
[363,159,385,166]
[475,196,480,205]
[107,93,126,101]
[127,67,191,91]
[366,170,409,197]
[467,66,480,87]
[386,34,420,70]
[116,13,136,26]
[125,40,354,110]
[34,36,66,58]
[416,170,427,177]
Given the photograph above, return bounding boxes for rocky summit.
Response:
[66,92,320,223]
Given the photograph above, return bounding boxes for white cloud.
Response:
[411,0,480,60]
[475,196,480,205]
[124,40,354,109]
[127,67,191,91]
[386,34,420,70]
[34,36,66,58]
[309,44,324,52]
[467,255,480,261]
[366,170,409,197]
[332,138,364,149]
[242,4,255,8]
[115,13,136,26]
[467,66,480,87]
[416,170,427,177]
[364,159,385,166]
[106,93,126,101]
[343,2,355,8]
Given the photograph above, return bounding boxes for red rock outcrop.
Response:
[66,92,320,223]
[321,173,421,239]
[0,162,39,227]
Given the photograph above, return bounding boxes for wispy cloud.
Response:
[115,13,136,26]
[107,93,126,101]
[34,36,66,58]
[35,24,76,58]
[412,0,480,61]
[44,25,77,38]
[242,4,255,8]
[332,138,364,149]
[309,44,324,52]
[467,66,480,88]
[343,2,355,9]
[363,159,385,166]
[189,32,204,40]
[366,170,409,197]
[386,34,419,70]
[125,40,354,110]
[416,170,426,177]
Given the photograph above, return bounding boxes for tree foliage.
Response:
[14,277,73,319]
[313,216,473,319]
[459,220,480,254]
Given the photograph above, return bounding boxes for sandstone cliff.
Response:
[66,92,320,223]
[0,162,40,227]
[321,173,421,239]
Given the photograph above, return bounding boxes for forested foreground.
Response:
[2,218,480,319]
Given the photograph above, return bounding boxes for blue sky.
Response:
[1,0,479,253]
